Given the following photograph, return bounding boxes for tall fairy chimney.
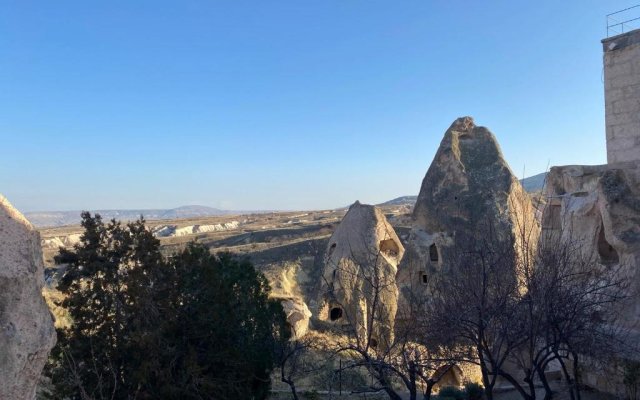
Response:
[602,29,640,163]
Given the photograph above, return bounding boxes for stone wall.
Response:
[603,29,640,164]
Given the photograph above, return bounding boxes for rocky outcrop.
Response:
[281,297,313,339]
[317,201,404,350]
[541,162,640,321]
[0,195,56,399]
[262,261,314,340]
[397,117,539,298]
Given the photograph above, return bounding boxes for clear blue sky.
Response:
[0,1,633,212]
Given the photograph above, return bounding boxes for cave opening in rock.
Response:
[429,244,439,262]
[369,338,378,349]
[328,243,337,258]
[284,322,293,337]
[419,270,428,285]
[597,219,619,265]
[379,239,399,258]
[330,307,343,321]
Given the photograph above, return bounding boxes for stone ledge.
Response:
[603,28,640,52]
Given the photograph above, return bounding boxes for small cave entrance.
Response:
[328,243,337,258]
[369,338,378,349]
[597,218,619,265]
[419,270,428,285]
[330,307,343,321]
[379,239,399,258]
[429,244,439,262]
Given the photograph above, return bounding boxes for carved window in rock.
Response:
[429,244,439,263]
[597,218,619,265]
[419,270,428,285]
[330,307,343,321]
[328,243,337,258]
[379,238,399,259]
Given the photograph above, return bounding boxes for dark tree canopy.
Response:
[46,212,288,400]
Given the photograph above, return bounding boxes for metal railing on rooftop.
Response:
[607,5,640,37]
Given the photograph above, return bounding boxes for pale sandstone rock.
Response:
[0,195,56,400]
[317,201,404,350]
[281,297,312,339]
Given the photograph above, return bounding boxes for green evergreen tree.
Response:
[45,213,288,400]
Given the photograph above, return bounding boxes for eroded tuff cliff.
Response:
[317,201,404,350]
[542,162,640,323]
[397,117,539,298]
[0,195,56,400]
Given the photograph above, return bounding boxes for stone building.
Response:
[603,29,640,163]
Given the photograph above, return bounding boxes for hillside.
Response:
[26,205,233,228]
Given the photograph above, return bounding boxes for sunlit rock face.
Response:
[0,195,56,400]
[397,117,539,300]
[281,297,312,339]
[541,162,640,321]
[317,201,404,350]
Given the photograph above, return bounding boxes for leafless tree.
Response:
[425,221,523,400]
[277,334,327,400]
[425,191,634,400]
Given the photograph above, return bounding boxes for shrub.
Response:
[438,386,465,400]
[464,382,484,400]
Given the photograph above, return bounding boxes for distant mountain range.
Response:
[378,196,418,207]
[28,174,548,228]
[520,172,547,193]
[26,205,237,228]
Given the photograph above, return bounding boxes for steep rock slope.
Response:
[317,201,404,350]
[0,195,56,399]
[397,117,539,298]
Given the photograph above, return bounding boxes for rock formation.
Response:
[397,117,539,299]
[317,201,404,350]
[262,261,314,339]
[541,162,640,321]
[281,297,313,339]
[0,195,56,399]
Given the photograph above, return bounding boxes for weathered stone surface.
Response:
[397,117,538,299]
[317,201,404,349]
[0,194,56,400]
[541,162,640,320]
[281,297,312,339]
